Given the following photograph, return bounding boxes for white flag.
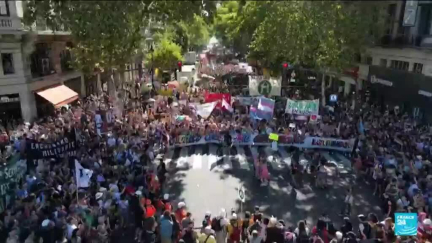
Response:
[75,160,93,188]
[195,101,217,119]
[221,99,233,113]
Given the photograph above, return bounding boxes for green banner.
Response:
[0,155,27,212]
[285,99,319,115]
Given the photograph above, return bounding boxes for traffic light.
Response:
[282,62,289,84]
[177,61,182,72]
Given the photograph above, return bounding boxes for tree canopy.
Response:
[146,33,183,71]
[22,0,210,74]
[214,1,386,72]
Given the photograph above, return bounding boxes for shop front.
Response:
[35,84,79,117]
[368,66,432,120]
[0,94,22,123]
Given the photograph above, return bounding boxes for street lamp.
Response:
[146,37,155,94]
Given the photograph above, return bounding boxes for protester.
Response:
[0,70,431,243]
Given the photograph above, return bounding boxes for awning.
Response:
[36,85,78,108]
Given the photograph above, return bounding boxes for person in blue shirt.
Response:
[160,210,174,243]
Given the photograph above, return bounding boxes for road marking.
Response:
[235,146,247,166]
[164,148,174,164]
[222,147,232,170]
[278,147,291,167]
[193,146,203,169]
[208,144,219,170]
[177,147,189,167]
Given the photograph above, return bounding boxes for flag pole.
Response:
[74,160,80,207]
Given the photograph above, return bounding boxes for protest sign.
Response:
[249,76,281,96]
[168,131,355,152]
[27,137,77,159]
[269,133,279,141]
[285,99,319,115]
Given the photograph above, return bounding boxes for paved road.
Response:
[159,145,382,229]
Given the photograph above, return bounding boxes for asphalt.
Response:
[162,145,383,229]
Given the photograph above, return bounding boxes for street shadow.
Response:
[212,146,383,229]
[164,145,383,230]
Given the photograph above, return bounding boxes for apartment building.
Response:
[364,0,432,118]
[0,1,85,123]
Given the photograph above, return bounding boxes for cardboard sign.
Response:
[269,133,279,141]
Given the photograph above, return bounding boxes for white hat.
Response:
[219,208,226,217]
[178,202,186,208]
[204,226,213,235]
[220,218,228,227]
[269,216,277,227]
[424,218,432,226]
[135,191,142,196]
[164,194,169,200]
[95,192,103,200]
[336,231,343,240]
[232,213,237,220]
[99,187,107,192]
[41,219,50,227]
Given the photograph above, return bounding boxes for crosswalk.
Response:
[162,145,352,173]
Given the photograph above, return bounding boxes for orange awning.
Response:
[36,85,78,108]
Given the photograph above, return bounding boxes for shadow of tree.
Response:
[218,146,383,229]
[164,145,383,229]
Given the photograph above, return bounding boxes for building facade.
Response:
[364,0,432,119]
[0,1,85,123]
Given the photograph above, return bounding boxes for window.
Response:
[366,56,373,65]
[2,53,14,75]
[413,63,423,73]
[390,60,409,71]
[0,0,9,16]
[385,4,397,35]
[380,59,387,67]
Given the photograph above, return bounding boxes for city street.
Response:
[162,145,383,228]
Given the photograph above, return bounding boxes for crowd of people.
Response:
[0,75,429,243]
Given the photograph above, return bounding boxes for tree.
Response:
[184,14,211,51]
[146,34,183,71]
[214,1,269,57]
[248,1,385,105]
[22,0,209,94]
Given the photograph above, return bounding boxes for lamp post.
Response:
[150,44,154,93]
[146,37,155,95]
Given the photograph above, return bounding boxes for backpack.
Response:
[316,229,326,242]
[284,232,295,243]
[296,230,310,243]
[211,217,222,232]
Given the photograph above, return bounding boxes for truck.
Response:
[183,51,197,65]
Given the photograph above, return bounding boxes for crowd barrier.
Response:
[168,132,356,152]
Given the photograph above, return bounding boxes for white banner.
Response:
[195,101,217,119]
[285,99,319,115]
[75,160,93,188]
[249,76,281,96]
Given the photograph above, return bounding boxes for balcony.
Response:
[30,56,56,78]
